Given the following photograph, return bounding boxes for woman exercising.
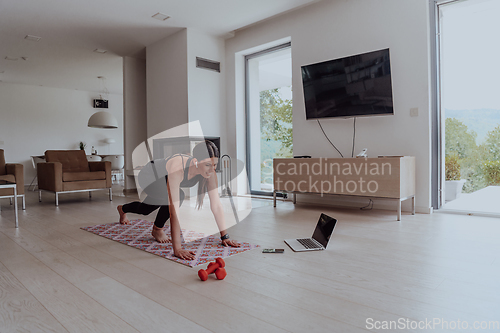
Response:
[117,140,240,260]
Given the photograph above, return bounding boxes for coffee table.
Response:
[0,180,18,228]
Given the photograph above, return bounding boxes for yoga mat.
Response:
[81,219,259,267]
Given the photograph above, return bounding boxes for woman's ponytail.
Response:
[193,140,219,209]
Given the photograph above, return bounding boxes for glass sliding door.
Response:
[438,0,500,215]
[245,43,293,195]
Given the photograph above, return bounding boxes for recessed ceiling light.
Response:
[93,49,107,54]
[152,12,170,21]
[25,35,41,42]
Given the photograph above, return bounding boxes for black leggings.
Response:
[122,192,185,228]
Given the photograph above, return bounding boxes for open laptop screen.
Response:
[311,213,337,248]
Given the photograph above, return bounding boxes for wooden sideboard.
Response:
[273,156,415,220]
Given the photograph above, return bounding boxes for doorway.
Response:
[437,0,500,215]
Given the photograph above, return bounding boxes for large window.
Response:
[245,43,293,195]
[437,0,500,215]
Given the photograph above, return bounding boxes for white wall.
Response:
[0,82,124,184]
[144,29,227,197]
[147,28,226,144]
[225,0,432,212]
[123,56,147,190]
[187,29,226,151]
[146,29,189,138]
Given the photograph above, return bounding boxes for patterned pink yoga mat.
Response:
[81,219,259,267]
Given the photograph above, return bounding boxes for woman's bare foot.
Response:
[152,225,171,243]
[117,205,130,225]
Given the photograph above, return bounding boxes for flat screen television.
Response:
[301,48,393,119]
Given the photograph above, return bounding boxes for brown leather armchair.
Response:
[0,149,25,209]
[37,150,112,205]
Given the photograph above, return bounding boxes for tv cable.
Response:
[317,119,344,158]
[352,117,356,158]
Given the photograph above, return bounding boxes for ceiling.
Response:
[0,0,320,95]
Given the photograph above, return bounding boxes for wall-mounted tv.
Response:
[301,48,393,119]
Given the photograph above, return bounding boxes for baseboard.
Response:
[237,193,286,201]
[418,206,433,214]
[122,188,138,194]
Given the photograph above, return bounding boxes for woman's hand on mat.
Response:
[174,248,196,260]
[221,239,241,247]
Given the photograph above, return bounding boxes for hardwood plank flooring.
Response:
[1,186,499,332]
[0,261,67,333]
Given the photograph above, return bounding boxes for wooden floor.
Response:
[1,186,499,332]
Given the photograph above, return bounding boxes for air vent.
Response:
[196,57,220,73]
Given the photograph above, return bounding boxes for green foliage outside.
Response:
[260,88,293,184]
[483,160,500,185]
[445,118,477,158]
[485,125,500,161]
[445,154,460,181]
[445,119,500,192]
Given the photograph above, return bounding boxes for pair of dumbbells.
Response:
[198,258,227,281]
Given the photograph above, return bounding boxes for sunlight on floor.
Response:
[442,186,500,216]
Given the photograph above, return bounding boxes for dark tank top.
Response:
[138,154,201,205]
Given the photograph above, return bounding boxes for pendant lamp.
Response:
[88,111,118,129]
[88,76,117,129]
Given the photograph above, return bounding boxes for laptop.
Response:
[284,213,338,252]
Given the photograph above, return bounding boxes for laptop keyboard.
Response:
[297,238,322,249]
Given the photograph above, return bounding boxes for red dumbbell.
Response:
[214,267,227,280]
[198,258,226,281]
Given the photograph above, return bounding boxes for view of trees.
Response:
[485,125,500,161]
[446,118,500,192]
[445,118,477,159]
[259,88,293,184]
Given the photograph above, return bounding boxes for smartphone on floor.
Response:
[262,249,285,253]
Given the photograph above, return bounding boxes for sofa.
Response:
[37,150,112,205]
[0,149,25,209]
